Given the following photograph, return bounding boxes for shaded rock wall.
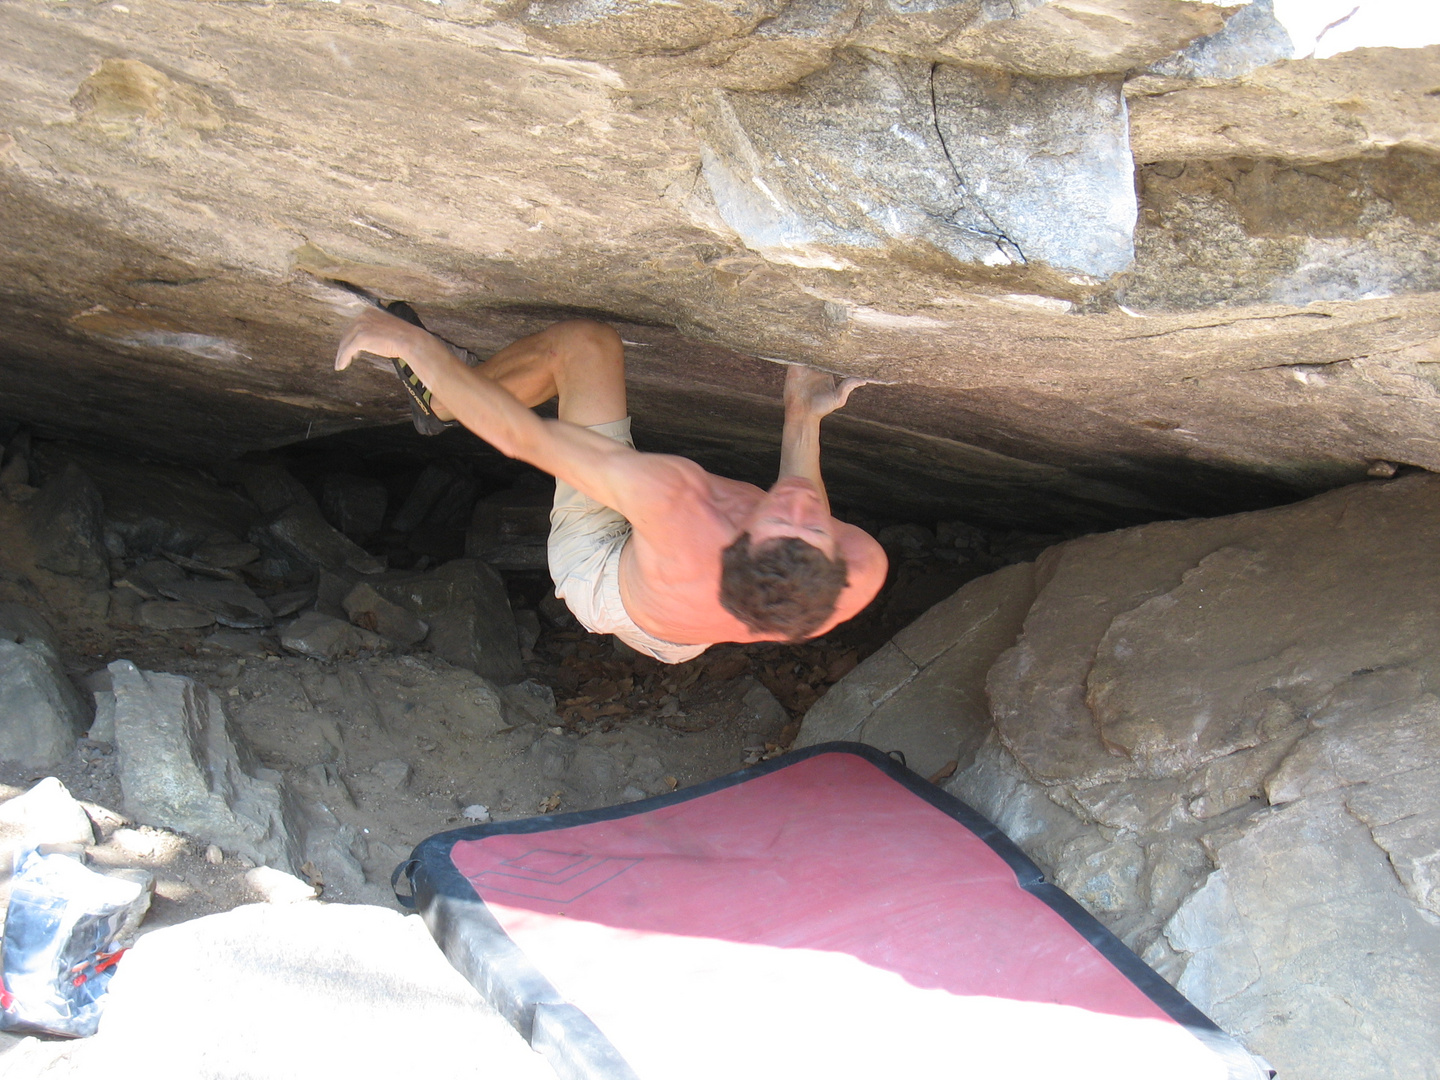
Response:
[1,1,1438,527]
[797,471,1440,1078]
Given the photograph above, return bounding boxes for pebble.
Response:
[205,844,225,864]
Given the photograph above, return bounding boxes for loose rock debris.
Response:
[0,429,1055,1033]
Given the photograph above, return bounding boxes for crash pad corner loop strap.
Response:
[885,748,907,769]
[391,858,420,909]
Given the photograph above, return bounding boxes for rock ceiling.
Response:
[1,0,1438,530]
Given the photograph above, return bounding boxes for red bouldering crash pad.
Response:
[399,743,1269,1080]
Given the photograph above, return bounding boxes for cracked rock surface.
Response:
[0,1,1437,530]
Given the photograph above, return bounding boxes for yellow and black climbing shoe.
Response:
[385,300,456,437]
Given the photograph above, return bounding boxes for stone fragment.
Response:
[219,459,317,515]
[537,590,574,628]
[342,582,428,647]
[89,688,117,742]
[25,461,109,584]
[280,612,387,661]
[265,502,386,576]
[741,683,788,726]
[138,599,216,630]
[514,608,541,651]
[315,567,360,617]
[193,540,261,569]
[564,743,619,801]
[371,559,523,683]
[392,462,466,534]
[54,446,260,559]
[128,556,187,594]
[160,549,242,580]
[500,679,558,726]
[265,587,315,618]
[201,628,275,658]
[0,638,87,767]
[298,808,371,896]
[153,575,275,628]
[466,488,552,571]
[320,473,388,537]
[0,776,95,847]
[109,659,302,873]
[371,759,411,791]
[462,804,491,823]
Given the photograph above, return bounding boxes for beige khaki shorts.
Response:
[547,417,711,665]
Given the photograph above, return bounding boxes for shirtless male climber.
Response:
[334,307,888,664]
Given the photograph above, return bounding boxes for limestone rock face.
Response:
[797,472,1440,1078]
[0,2,1437,527]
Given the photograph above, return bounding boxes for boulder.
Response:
[320,473,388,537]
[218,459,319,516]
[0,613,88,767]
[466,488,553,572]
[280,612,388,662]
[149,575,274,629]
[109,660,302,873]
[263,502,386,577]
[372,559,524,684]
[390,462,449,535]
[799,473,1440,1078]
[342,582,429,648]
[24,461,109,584]
[33,445,260,559]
